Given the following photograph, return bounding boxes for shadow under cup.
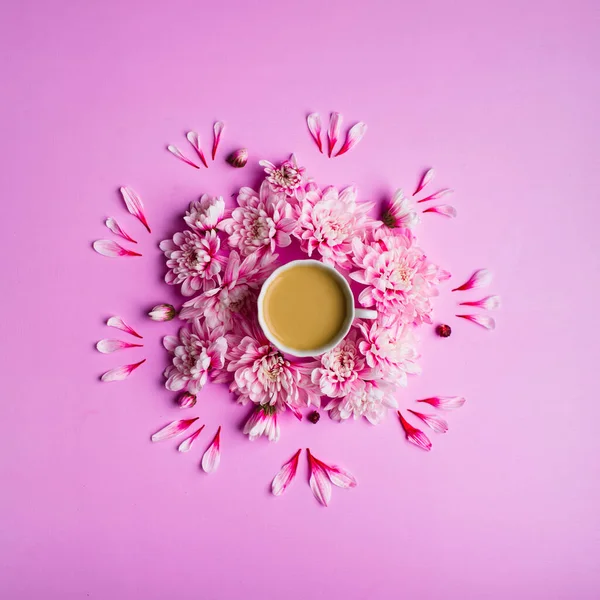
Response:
[257,260,355,358]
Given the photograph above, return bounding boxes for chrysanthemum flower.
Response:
[183,194,225,231]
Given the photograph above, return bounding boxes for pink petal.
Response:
[106,316,143,339]
[452,268,493,292]
[151,417,199,442]
[178,425,205,452]
[186,131,209,168]
[201,426,221,473]
[307,449,332,506]
[100,359,146,382]
[326,465,358,489]
[93,239,142,257]
[105,218,137,243]
[422,205,457,218]
[271,449,301,496]
[119,186,151,233]
[397,411,432,451]
[459,295,501,310]
[407,409,449,434]
[167,145,200,169]
[327,112,342,157]
[417,396,466,410]
[96,339,143,353]
[456,314,496,330]
[306,113,323,153]
[417,188,454,203]
[413,168,435,196]
[334,122,367,157]
[212,121,224,160]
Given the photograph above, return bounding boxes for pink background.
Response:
[1,1,599,598]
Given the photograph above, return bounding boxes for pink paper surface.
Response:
[1,1,599,598]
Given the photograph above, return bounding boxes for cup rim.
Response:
[257,259,354,358]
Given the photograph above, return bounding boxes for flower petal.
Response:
[100,359,146,382]
[306,113,323,153]
[119,186,151,233]
[417,188,454,203]
[407,409,449,433]
[334,122,367,157]
[212,121,224,160]
[459,295,501,310]
[452,268,492,292]
[397,411,432,451]
[105,218,137,243]
[106,316,143,339]
[186,131,209,168]
[326,466,358,489]
[93,240,142,257]
[417,396,466,410]
[456,314,496,330]
[167,145,200,169]
[307,450,332,506]
[151,417,199,442]
[422,205,457,218]
[201,426,221,473]
[413,168,435,196]
[327,112,342,157]
[178,425,205,452]
[96,339,143,353]
[271,449,301,496]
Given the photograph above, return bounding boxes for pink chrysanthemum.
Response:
[350,229,449,325]
[218,181,296,256]
[163,320,228,395]
[356,319,421,385]
[295,185,373,269]
[243,405,280,442]
[179,250,277,331]
[380,189,419,230]
[311,329,375,398]
[325,379,397,424]
[227,322,320,413]
[183,194,225,231]
[159,229,222,296]
[259,154,306,199]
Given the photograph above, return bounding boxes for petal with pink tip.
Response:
[307,450,332,506]
[105,218,137,243]
[422,205,457,218]
[201,426,221,473]
[212,121,224,160]
[326,466,357,489]
[334,122,367,157]
[271,449,301,496]
[459,295,501,310]
[452,268,492,292]
[417,188,454,203]
[413,168,435,196]
[96,339,143,353]
[306,113,323,153]
[151,417,199,442]
[167,145,200,169]
[407,409,449,433]
[417,396,466,410]
[100,359,146,382]
[327,112,342,157]
[186,131,209,168]
[93,240,142,257]
[456,314,496,330]
[106,316,143,339]
[178,425,205,452]
[119,186,151,233]
[397,411,432,451]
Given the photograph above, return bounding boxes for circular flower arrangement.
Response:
[95,113,500,505]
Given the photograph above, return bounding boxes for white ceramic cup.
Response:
[257,259,377,357]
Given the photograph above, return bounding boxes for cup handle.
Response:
[355,308,377,320]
